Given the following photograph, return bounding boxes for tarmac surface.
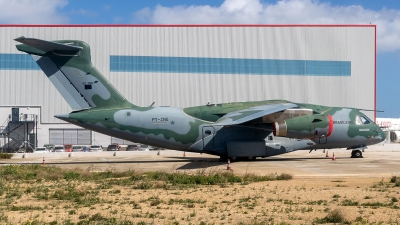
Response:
[2,143,400,178]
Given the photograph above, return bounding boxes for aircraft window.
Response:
[356,116,371,125]
[355,116,363,125]
[360,116,371,124]
[204,130,212,135]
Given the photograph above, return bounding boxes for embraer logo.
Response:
[333,121,353,124]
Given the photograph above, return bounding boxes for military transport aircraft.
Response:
[14,37,386,160]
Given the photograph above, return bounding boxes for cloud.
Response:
[132,0,400,52]
[133,7,153,23]
[0,0,68,24]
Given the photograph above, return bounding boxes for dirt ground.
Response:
[2,148,400,224]
[1,174,400,224]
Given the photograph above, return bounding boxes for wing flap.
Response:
[215,103,298,125]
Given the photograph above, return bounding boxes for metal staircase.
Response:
[0,109,37,152]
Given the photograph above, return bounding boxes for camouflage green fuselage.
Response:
[58,100,385,157]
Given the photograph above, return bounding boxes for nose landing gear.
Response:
[348,145,366,158]
[351,149,363,158]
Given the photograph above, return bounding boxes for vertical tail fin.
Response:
[15,36,133,110]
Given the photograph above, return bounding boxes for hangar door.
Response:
[49,129,91,145]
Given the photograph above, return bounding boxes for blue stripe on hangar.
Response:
[110,56,351,76]
[0,54,351,76]
[0,54,40,70]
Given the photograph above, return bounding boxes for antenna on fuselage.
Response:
[149,102,155,107]
[357,108,384,112]
[206,101,215,106]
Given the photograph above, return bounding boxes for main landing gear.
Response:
[219,156,257,161]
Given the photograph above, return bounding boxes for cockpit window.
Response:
[356,115,371,125]
[360,116,371,124]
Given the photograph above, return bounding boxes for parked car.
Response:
[139,144,150,151]
[43,144,55,151]
[126,144,139,151]
[72,145,85,152]
[54,145,65,152]
[64,144,73,152]
[111,143,121,149]
[107,144,120,151]
[33,147,49,153]
[89,145,103,152]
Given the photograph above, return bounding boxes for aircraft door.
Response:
[202,126,215,149]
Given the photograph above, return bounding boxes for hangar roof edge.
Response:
[0,24,376,28]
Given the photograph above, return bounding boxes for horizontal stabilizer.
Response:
[14,36,83,54]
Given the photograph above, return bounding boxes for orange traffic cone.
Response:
[183,152,186,157]
[325,150,329,158]
[227,159,232,170]
[42,157,46,166]
[332,152,336,161]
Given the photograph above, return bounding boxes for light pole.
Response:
[34,114,37,149]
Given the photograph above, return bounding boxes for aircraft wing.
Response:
[215,103,297,125]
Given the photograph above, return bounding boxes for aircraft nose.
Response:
[373,126,386,144]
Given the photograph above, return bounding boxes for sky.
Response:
[0,0,399,118]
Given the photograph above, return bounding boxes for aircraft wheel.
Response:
[247,156,256,161]
[351,150,363,158]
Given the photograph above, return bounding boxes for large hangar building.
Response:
[0,25,376,150]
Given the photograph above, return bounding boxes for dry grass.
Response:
[0,153,13,159]
[0,165,399,224]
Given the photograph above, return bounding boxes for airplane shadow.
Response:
[176,161,225,170]
[163,157,224,170]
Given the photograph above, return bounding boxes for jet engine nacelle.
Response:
[273,114,333,139]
